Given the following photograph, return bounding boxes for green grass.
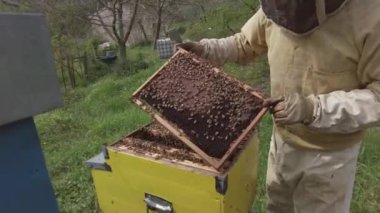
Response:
[36,47,380,212]
[36,47,163,212]
[351,129,380,212]
[37,75,153,212]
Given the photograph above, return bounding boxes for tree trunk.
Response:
[95,11,117,41]
[60,60,67,92]
[199,4,207,21]
[153,1,163,49]
[122,0,140,47]
[138,20,148,42]
[83,53,88,80]
[57,38,67,91]
[66,57,76,89]
[117,0,126,63]
[74,57,84,79]
[153,19,161,49]
[70,57,77,88]
[119,42,127,64]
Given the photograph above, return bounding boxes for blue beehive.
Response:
[0,13,63,212]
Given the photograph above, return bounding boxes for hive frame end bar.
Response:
[215,107,268,169]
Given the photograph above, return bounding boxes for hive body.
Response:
[88,123,260,213]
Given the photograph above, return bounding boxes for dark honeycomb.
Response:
[136,52,263,158]
[116,123,205,164]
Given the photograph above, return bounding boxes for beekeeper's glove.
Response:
[263,93,317,125]
[176,42,205,57]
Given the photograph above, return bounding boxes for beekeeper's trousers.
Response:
[266,130,361,213]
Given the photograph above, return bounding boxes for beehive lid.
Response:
[132,49,268,169]
[0,13,63,126]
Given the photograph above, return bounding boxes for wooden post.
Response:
[70,57,76,88]
[66,57,76,89]
[59,60,67,92]
[83,53,88,80]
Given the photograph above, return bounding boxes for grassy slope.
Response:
[37,47,380,212]
[352,129,380,212]
[37,75,152,212]
[36,48,160,212]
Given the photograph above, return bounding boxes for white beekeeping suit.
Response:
[178,0,380,212]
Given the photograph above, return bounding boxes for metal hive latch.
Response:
[215,175,228,195]
[145,193,173,213]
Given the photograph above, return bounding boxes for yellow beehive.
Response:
[87,123,260,213]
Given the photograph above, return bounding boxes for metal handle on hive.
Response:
[145,193,173,213]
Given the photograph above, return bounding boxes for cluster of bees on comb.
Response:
[120,123,204,164]
[138,52,262,158]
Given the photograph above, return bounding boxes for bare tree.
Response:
[141,0,176,49]
[88,0,140,63]
[137,19,149,42]
[152,0,165,49]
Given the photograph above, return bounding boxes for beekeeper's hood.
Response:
[260,0,349,35]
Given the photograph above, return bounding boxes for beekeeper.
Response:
[178,0,380,212]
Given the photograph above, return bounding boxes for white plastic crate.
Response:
[156,38,175,59]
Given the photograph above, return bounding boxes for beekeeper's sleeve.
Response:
[309,13,380,133]
[199,8,268,66]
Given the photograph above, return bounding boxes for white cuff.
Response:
[309,89,380,133]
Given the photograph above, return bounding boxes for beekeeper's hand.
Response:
[263,94,317,125]
[176,42,205,57]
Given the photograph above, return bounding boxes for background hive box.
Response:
[87,122,260,213]
[132,49,267,169]
[156,38,175,59]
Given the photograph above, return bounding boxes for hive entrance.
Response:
[132,49,267,169]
